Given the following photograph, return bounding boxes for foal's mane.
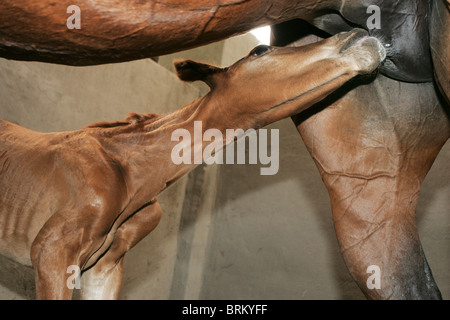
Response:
[85,112,159,129]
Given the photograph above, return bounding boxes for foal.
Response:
[0,29,385,299]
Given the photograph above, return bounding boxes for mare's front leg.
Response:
[294,74,449,299]
[79,200,162,300]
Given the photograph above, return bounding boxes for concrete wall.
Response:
[0,32,449,300]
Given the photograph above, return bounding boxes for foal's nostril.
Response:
[339,29,370,53]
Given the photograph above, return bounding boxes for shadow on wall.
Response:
[170,118,366,300]
[0,255,35,300]
[214,120,365,300]
[416,138,450,299]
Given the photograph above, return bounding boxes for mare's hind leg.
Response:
[294,74,449,299]
[79,200,162,300]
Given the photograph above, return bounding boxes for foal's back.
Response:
[0,120,107,265]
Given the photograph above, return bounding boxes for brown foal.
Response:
[0,29,385,299]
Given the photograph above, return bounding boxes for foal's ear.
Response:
[174,60,224,87]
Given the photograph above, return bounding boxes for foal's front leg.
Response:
[31,207,108,300]
[79,200,162,300]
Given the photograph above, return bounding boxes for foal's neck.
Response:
[89,94,226,198]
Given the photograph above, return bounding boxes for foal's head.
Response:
[174,28,385,127]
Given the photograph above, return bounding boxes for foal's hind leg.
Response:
[79,200,162,300]
[294,75,449,299]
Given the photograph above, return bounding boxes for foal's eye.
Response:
[249,45,272,57]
